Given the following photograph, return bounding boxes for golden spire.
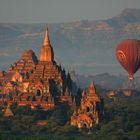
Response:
[88,80,96,95]
[40,26,54,62]
[82,89,86,97]
[43,26,50,46]
[90,80,94,88]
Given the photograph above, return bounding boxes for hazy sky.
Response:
[0,0,140,23]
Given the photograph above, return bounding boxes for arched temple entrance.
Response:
[36,89,41,96]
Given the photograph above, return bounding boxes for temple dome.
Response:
[40,27,54,62]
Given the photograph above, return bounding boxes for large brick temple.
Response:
[0,27,104,129]
[0,27,73,110]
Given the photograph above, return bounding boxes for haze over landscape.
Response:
[1,1,140,140]
[0,0,140,87]
[0,8,140,75]
[0,0,140,23]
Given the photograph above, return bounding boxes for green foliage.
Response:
[14,105,34,116]
[0,90,140,140]
[34,109,48,120]
[47,107,68,133]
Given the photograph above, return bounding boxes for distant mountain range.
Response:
[69,70,140,89]
[0,8,140,88]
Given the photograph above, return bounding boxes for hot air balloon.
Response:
[116,39,140,80]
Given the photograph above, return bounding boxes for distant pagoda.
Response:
[71,81,104,129]
[4,104,14,117]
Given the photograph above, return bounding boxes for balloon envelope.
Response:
[116,39,140,80]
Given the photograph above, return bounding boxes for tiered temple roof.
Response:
[32,27,62,83]
[9,49,38,73]
[71,81,104,129]
[0,26,74,110]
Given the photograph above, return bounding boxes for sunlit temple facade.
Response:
[0,27,104,129]
[71,81,104,129]
[0,27,73,110]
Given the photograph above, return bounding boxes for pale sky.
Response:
[0,0,140,23]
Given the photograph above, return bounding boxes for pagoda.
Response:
[31,27,63,95]
[0,27,74,110]
[71,81,104,129]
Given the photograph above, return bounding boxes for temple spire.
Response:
[90,80,95,88]
[88,80,96,96]
[82,89,86,97]
[40,26,54,62]
[43,26,50,46]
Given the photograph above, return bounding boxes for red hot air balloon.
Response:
[116,39,140,80]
